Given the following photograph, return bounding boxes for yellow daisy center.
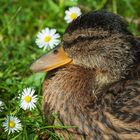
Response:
[24,95,32,103]
[9,120,15,128]
[44,36,51,43]
[70,13,77,20]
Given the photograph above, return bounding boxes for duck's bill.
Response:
[30,46,73,72]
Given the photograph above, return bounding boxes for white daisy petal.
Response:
[53,33,60,39]
[43,28,49,34]
[64,6,82,23]
[69,7,76,12]
[53,40,60,45]
[49,42,55,49]
[65,10,71,15]
[35,27,60,50]
[20,87,37,110]
[50,29,56,35]
[3,115,22,134]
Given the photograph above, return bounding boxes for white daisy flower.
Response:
[64,7,82,23]
[20,87,37,110]
[0,100,4,112]
[3,115,22,134]
[35,28,60,50]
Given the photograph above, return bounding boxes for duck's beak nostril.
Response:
[30,46,73,72]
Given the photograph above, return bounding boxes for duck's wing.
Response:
[105,78,140,139]
[83,79,140,140]
[109,37,140,120]
[110,79,140,123]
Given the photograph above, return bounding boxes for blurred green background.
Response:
[0,0,140,139]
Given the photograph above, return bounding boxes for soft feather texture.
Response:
[43,65,140,140]
[42,11,140,140]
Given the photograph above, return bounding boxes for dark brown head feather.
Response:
[65,10,132,35]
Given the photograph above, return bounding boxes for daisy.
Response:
[64,6,82,23]
[3,115,22,134]
[36,28,60,50]
[0,100,4,112]
[20,87,37,110]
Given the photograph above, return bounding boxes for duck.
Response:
[30,10,140,140]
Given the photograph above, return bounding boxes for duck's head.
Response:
[31,10,137,82]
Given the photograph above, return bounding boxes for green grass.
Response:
[0,0,140,139]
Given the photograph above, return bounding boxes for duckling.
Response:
[31,11,140,140]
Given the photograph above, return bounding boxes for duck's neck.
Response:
[46,64,125,112]
[45,64,121,122]
[53,65,112,100]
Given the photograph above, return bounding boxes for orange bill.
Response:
[30,46,73,72]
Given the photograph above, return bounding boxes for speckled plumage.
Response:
[42,11,140,140]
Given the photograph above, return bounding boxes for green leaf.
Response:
[23,72,46,88]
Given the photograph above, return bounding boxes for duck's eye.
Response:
[53,49,59,54]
